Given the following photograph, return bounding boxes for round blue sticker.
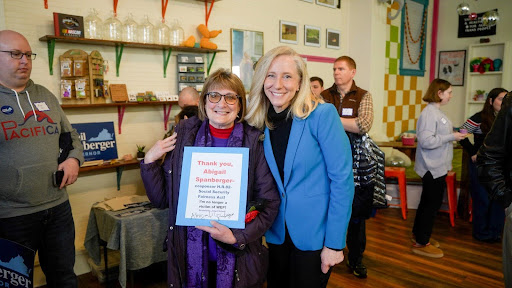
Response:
[1,106,14,115]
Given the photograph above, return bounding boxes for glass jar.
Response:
[139,15,154,44]
[85,9,103,39]
[170,20,184,46]
[122,13,138,42]
[155,19,170,45]
[104,11,122,41]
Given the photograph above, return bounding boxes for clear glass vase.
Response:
[139,15,154,44]
[85,8,103,39]
[155,19,170,45]
[170,20,184,46]
[122,13,138,42]
[104,11,122,41]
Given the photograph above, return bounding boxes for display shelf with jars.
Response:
[39,35,226,77]
[465,41,512,118]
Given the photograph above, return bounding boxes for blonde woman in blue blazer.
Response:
[246,46,354,288]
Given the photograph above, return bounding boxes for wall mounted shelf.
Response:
[80,159,140,190]
[39,35,226,77]
[61,101,177,134]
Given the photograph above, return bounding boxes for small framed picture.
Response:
[326,28,341,49]
[316,0,337,8]
[304,25,321,47]
[438,50,466,86]
[280,20,298,44]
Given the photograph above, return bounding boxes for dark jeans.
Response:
[0,200,77,288]
[469,161,505,241]
[347,218,366,265]
[412,171,446,245]
[267,229,332,288]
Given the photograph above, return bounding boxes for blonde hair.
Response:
[198,68,246,122]
[245,46,323,130]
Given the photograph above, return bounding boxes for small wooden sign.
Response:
[110,84,129,102]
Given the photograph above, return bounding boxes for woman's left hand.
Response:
[320,246,344,273]
[196,221,237,244]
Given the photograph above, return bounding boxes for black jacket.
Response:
[477,93,512,209]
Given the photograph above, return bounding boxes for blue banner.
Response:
[0,238,35,288]
[72,122,118,162]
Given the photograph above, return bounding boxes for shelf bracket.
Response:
[117,106,126,134]
[163,103,174,130]
[115,43,124,77]
[116,166,125,191]
[45,38,56,75]
[162,48,173,78]
[206,52,217,76]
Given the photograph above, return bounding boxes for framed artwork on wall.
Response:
[326,28,340,49]
[437,50,466,86]
[230,28,264,91]
[399,0,428,76]
[304,25,321,47]
[316,0,337,8]
[280,20,299,44]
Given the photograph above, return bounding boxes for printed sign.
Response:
[176,147,249,229]
[458,10,497,38]
[71,122,118,162]
[53,13,84,38]
[0,238,35,288]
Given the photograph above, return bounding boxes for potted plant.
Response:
[136,144,146,160]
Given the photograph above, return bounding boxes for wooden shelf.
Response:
[39,35,226,77]
[80,159,139,173]
[61,101,177,134]
[80,159,140,190]
[61,101,178,108]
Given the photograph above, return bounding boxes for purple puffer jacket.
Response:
[140,117,280,288]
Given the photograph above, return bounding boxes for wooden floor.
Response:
[57,208,504,288]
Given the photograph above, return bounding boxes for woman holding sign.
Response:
[141,69,280,288]
[245,46,354,288]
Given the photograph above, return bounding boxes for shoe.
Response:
[346,259,368,278]
[411,243,444,258]
[411,237,440,248]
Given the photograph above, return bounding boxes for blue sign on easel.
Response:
[0,238,35,288]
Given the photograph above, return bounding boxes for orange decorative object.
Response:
[182,35,195,47]
[197,24,222,50]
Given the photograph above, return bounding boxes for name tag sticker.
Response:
[342,108,353,116]
[441,118,447,124]
[34,102,50,111]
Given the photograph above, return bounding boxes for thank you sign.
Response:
[176,147,249,228]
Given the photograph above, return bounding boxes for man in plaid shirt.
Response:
[321,56,374,279]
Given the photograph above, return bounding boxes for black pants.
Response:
[267,229,331,288]
[347,218,366,265]
[412,171,447,245]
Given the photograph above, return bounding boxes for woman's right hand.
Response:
[453,132,467,141]
[144,133,177,163]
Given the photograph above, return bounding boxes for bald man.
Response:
[178,86,200,108]
[0,30,84,287]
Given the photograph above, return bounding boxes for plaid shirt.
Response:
[338,85,374,133]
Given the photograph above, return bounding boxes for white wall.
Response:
[1,0,350,282]
[436,0,512,126]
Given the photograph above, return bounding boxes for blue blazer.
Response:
[264,103,354,251]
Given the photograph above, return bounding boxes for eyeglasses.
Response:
[206,92,239,105]
[0,50,37,60]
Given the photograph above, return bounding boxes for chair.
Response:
[384,167,407,220]
[439,171,457,227]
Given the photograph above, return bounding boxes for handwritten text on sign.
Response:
[186,152,243,221]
